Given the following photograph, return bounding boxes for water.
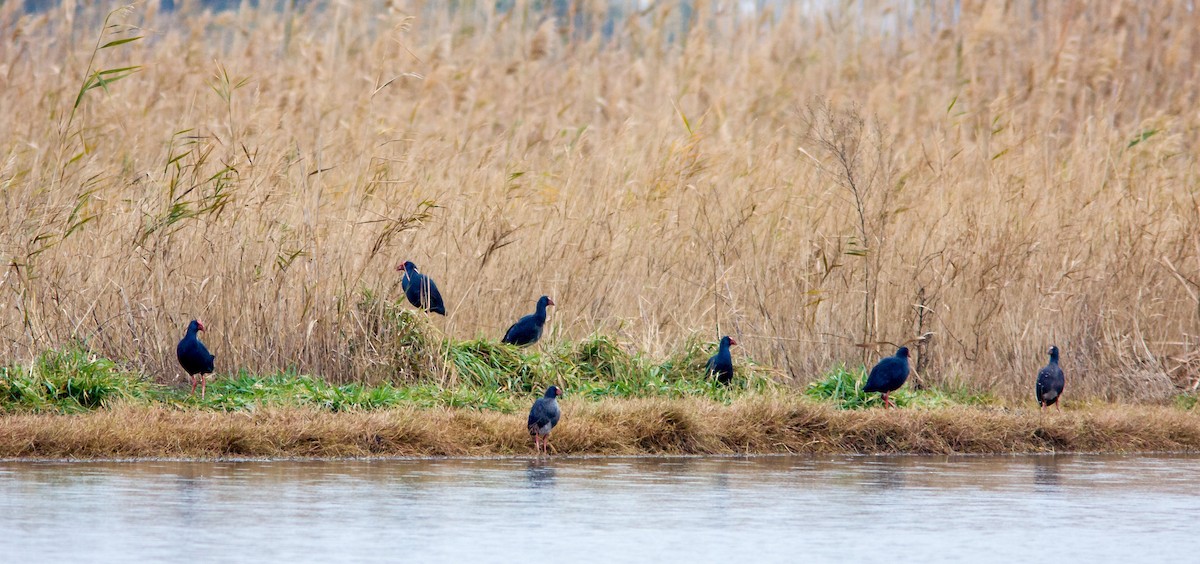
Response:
[1,454,1196,563]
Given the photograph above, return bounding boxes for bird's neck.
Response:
[535,304,547,321]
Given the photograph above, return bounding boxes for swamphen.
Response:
[528,385,563,455]
[397,261,445,315]
[706,336,737,385]
[502,296,554,346]
[863,346,910,408]
[176,319,216,398]
[1036,345,1065,410]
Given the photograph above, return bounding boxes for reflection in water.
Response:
[525,460,556,488]
[860,458,906,491]
[0,454,1197,563]
[1034,455,1064,489]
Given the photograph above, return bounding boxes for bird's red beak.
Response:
[547,298,556,306]
[729,338,738,346]
[197,320,207,332]
[396,263,405,272]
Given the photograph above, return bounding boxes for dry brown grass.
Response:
[1,1,1199,400]
[2,398,1198,459]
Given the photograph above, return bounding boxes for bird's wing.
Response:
[1036,367,1052,399]
[528,399,551,428]
[503,322,521,343]
[504,314,536,343]
[1052,366,1065,391]
[428,279,445,312]
[863,362,886,392]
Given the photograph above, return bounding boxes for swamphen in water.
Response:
[863,346,910,408]
[397,261,445,315]
[502,296,555,346]
[706,336,737,385]
[1036,345,1065,410]
[528,385,563,455]
[176,319,216,398]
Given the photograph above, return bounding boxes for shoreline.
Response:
[6,450,1200,464]
[3,398,1198,460]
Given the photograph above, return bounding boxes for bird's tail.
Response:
[1042,389,1059,403]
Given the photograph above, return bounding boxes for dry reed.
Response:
[1,1,1198,401]
[2,398,1198,459]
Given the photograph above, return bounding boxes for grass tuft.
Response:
[0,347,153,413]
[804,365,996,410]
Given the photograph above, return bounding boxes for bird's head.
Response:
[545,385,562,398]
[1048,345,1060,360]
[721,336,737,347]
[538,296,556,308]
[189,319,206,332]
[896,346,910,358]
[397,261,418,273]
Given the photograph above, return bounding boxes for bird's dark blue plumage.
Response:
[503,296,554,346]
[1036,346,1065,409]
[398,261,445,315]
[527,385,562,455]
[705,336,737,385]
[863,346,910,408]
[176,319,215,397]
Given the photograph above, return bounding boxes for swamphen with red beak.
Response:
[863,346,910,408]
[1036,345,1065,410]
[397,261,445,315]
[706,336,737,385]
[528,386,562,455]
[502,296,554,346]
[177,319,216,398]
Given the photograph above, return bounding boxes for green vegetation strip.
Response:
[3,337,1196,416]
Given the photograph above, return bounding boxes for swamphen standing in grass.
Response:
[502,295,554,346]
[863,346,910,408]
[528,385,562,456]
[706,336,737,385]
[1036,345,1065,410]
[397,261,445,315]
[177,319,216,399]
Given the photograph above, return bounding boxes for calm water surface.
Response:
[1,454,1196,563]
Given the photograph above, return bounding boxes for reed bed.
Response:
[1,1,1199,402]
[2,399,1198,459]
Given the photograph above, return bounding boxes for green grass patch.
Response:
[1173,393,1198,411]
[0,347,155,413]
[446,333,780,403]
[159,370,520,413]
[0,332,779,414]
[804,364,995,409]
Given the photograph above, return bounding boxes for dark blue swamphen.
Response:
[706,336,737,385]
[397,261,445,315]
[177,319,216,398]
[863,346,911,408]
[528,385,563,455]
[502,296,555,346]
[1036,345,1065,410]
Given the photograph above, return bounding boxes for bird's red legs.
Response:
[190,374,198,395]
[881,393,891,409]
[1056,401,1061,411]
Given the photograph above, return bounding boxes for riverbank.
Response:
[3,399,1198,459]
